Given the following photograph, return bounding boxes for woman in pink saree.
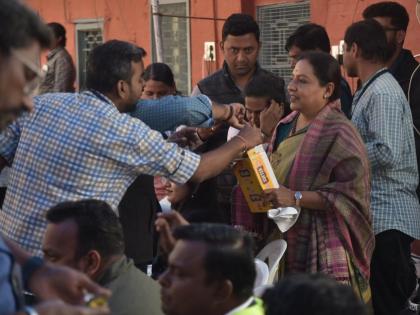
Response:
[262,51,374,302]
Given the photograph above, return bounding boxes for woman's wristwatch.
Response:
[294,191,303,207]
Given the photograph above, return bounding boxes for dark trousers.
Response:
[118,175,160,268]
[371,230,417,315]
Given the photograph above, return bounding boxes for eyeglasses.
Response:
[11,49,44,96]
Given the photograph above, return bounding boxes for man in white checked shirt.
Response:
[344,20,420,315]
[0,40,263,257]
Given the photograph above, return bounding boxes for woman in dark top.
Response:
[118,63,178,272]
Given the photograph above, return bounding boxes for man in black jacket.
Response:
[191,14,286,223]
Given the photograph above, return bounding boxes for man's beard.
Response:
[0,107,26,131]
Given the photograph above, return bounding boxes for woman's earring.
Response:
[323,94,328,99]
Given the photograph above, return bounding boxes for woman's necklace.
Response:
[290,112,300,136]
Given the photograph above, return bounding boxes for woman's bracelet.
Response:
[261,129,271,140]
[234,135,248,154]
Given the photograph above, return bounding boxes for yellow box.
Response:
[233,144,279,213]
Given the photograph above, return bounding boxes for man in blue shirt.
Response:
[0,40,263,257]
[363,1,420,199]
[0,1,110,315]
[343,19,420,315]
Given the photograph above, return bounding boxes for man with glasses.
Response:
[363,2,420,198]
[0,1,110,315]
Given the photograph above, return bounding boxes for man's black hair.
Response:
[86,40,146,93]
[222,14,260,42]
[46,199,125,260]
[244,74,286,105]
[173,223,256,300]
[363,1,409,31]
[344,19,388,63]
[0,0,51,55]
[298,51,341,102]
[263,273,368,315]
[285,23,331,53]
[48,22,67,47]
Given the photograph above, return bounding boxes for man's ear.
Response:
[212,279,234,305]
[351,42,360,58]
[57,35,64,46]
[219,41,224,51]
[396,30,406,46]
[80,250,102,279]
[116,80,128,100]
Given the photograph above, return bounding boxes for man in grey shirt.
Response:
[38,22,76,94]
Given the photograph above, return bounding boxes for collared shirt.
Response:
[0,91,201,255]
[38,46,76,94]
[351,69,420,239]
[0,236,23,315]
[225,297,254,315]
[131,94,214,131]
[225,297,264,315]
[0,236,16,315]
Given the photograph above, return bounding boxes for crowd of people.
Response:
[0,1,419,315]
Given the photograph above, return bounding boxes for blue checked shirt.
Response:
[351,69,420,239]
[132,94,214,131]
[0,91,201,255]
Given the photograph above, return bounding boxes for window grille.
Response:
[257,1,310,82]
[152,1,190,95]
[76,26,103,91]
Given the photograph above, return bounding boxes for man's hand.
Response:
[167,127,201,148]
[34,300,109,315]
[29,264,111,304]
[212,103,245,129]
[236,124,264,149]
[155,211,189,254]
[226,103,246,129]
[260,100,284,140]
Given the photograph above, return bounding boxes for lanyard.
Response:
[90,90,113,105]
[350,69,388,118]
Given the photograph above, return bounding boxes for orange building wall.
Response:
[25,0,419,91]
[25,0,153,66]
[189,0,242,87]
[312,0,419,55]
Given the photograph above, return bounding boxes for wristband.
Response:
[195,128,204,141]
[22,256,45,290]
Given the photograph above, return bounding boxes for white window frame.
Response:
[74,19,104,88]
